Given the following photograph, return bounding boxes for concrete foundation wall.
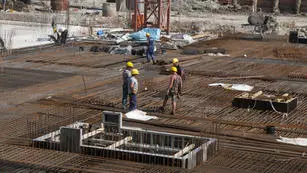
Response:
[237,0,306,13]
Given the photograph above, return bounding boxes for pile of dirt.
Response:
[0,0,29,12]
[171,0,230,14]
[171,0,253,16]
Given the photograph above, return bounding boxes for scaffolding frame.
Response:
[133,0,171,34]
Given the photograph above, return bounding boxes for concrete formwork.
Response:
[33,112,218,169]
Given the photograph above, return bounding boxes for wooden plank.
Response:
[173,144,195,157]
[251,91,263,99]
[105,136,132,149]
[82,128,104,139]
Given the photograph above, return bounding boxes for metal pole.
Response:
[166,0,171,34]
[158,0,162,29]
[273,0,280,14]
[134,0,138,31]
[252,0,258,13]
[2,0,6,11]
[144,0,148,28]
[296,0,302,15]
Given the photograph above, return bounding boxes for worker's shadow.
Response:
[141,107,162,113]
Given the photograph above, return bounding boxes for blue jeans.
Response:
[129,94,137,111]
[146,48,155,62]
[122,84,128,109]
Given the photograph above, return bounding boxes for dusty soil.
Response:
[184,38,307,61]
[171,13,307,34]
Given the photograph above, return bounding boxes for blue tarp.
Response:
[97,30,104,36]
[129,28,161,41]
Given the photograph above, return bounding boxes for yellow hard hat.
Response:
[171,66,177,72]
[146,33,150,37]
[126,61,134,68]
[172,58,179,64]
[131,69,139,75]
[53,28,57,32]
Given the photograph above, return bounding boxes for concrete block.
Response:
[60,127,82,153]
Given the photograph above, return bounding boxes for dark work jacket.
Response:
[147,37,155,51]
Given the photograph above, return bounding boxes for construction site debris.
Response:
[183,47,226,55]
[161,42,178,50]
[97,30,104,37]
[209,83,254,92]
[191,32,216,40]
[125,109,158,121]
[206,53,229,56]
[130,28,161,41]
[289,27,307,44]
[115,33,130,44]
[131,46,146,56]
[288,72,307,80]
[171,34,194,44]
[232,92,298,113]
[244,12,278,39]
[110,45,132,55]
[171,0,228,15]
[1,0,29,12]
[277,137,307,147]
[273,47,303,59]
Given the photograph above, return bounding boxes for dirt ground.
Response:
[185,38,307,61]
[0,2,306,172]
[171,13,306,34]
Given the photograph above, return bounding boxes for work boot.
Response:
[170,110,175,115]
[171,102,176,115]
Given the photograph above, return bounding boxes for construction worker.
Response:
[161,67,182,115]
[128,69,139,111]
[122,61,133,110]
[172,58,185,81]
[2,0,6,11]
[0,37,5,50]
[146,33,156,64]
[58,27,68,44]
[50,26,68,45]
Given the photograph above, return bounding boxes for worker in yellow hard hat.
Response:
[51,26,68,45]
[172,58,185,81]
[160,66,182,115]
[146,33,156,64]
[122,61,134,110]
[128,68,139,111]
